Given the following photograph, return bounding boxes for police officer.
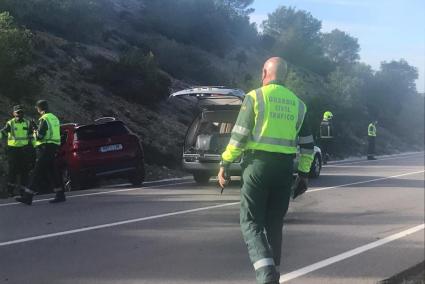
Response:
[319,111,334,164]
[367,120,378,160]
[16,100,65,205]
[218,57,314,284]
[0,105,35,197]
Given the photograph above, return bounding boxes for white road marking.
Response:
[0,181,194,208]
[327,152,423,166]
[308,170,424,193]
[1,153,421,207]
[0,170,423,247]
[0,202,239,247]
[280,224,425,283]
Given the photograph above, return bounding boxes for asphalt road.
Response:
[0,153,424,284]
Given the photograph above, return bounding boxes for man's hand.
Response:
[217,167,230,190]
[292,175,309,199]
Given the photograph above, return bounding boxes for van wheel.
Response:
[309,154,322,178]
[193,173,210,185]
[62,169,81,191]
[130,161,145,186]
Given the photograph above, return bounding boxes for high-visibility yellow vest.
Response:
[245,84,306,154]
[368,123,377,137]
[35,113,61,147]
[7,118,31,147]
[222,83,314,173]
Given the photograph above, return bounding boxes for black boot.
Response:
[49,191,66,204]
[7,183,15,197]
[15,193,33,205]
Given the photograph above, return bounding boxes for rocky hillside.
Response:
[0,0,423,186]
[0,30,196,181]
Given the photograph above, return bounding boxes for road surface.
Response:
[0,153,424,284]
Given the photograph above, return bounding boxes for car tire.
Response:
[193,172,210,185]
[62,168,82,192]
[309,154,322,178]
[130,161,145,186]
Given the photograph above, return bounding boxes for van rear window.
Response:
[75,122,129,141]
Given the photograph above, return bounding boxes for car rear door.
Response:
[73,122,139,167]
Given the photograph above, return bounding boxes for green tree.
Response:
[140,0,258,57]
[321,29,360,65]
[0,12,32,70]
[0,0,107,42]
[0,12,38,100]
[262,6,332,75]
[366,59,418,126]
[215,0,255,16]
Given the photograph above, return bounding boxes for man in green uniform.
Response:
[16,100,65,205]
[0,105,35,197]
[218,57,314,284]
[367,121,377,160]
[320,111,334,164]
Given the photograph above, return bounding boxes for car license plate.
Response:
[100,144,123,153]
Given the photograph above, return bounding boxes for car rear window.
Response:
[75,122,129,141]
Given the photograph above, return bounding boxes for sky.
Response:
[249,0,425,92]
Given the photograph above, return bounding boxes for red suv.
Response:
[57,118,145,191]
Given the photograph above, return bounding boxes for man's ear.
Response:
[262,69,267,82]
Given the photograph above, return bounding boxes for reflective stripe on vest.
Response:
[246,85,307,154]
[35,113,61,146]
[368,124,376,137]
[7,119,31,147]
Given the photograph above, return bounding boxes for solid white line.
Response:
[0,202,239,247]
[0,180,194,208]
[280,224,425,283]
[1,153,421,207]
[327,152,423,166]
[0,170,423,246]
[307,170,424,193]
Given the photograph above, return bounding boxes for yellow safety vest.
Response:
[245,84,306,154]
[222,83,314,173]
[7,118,31,147]
[34,113,61,147]
[368,123,377,137]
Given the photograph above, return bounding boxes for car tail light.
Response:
[72,143,91,154]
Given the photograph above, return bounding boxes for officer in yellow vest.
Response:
[320,111,334,164]
[218,57,314,284]
[367,120,378,160]
[0,105,35,197]
[16,100,65,205]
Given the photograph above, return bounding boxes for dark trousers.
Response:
[320,138,333,162]
[29,144,63,194]
[368,136,376,157]
[7,146,33,193]
[240,151,294,284]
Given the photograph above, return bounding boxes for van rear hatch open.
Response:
[170,86,245,107]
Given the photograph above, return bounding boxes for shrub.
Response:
[90,48,171,105]
[0,0,108,42]
[0,12,40,101]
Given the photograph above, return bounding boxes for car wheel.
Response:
[193,172,210,185]
[62,168,81,192]
[309,154,321,178]
[130,161,145,186]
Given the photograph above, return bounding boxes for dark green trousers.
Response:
[6,146,34,194]
[240,151,294,284]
